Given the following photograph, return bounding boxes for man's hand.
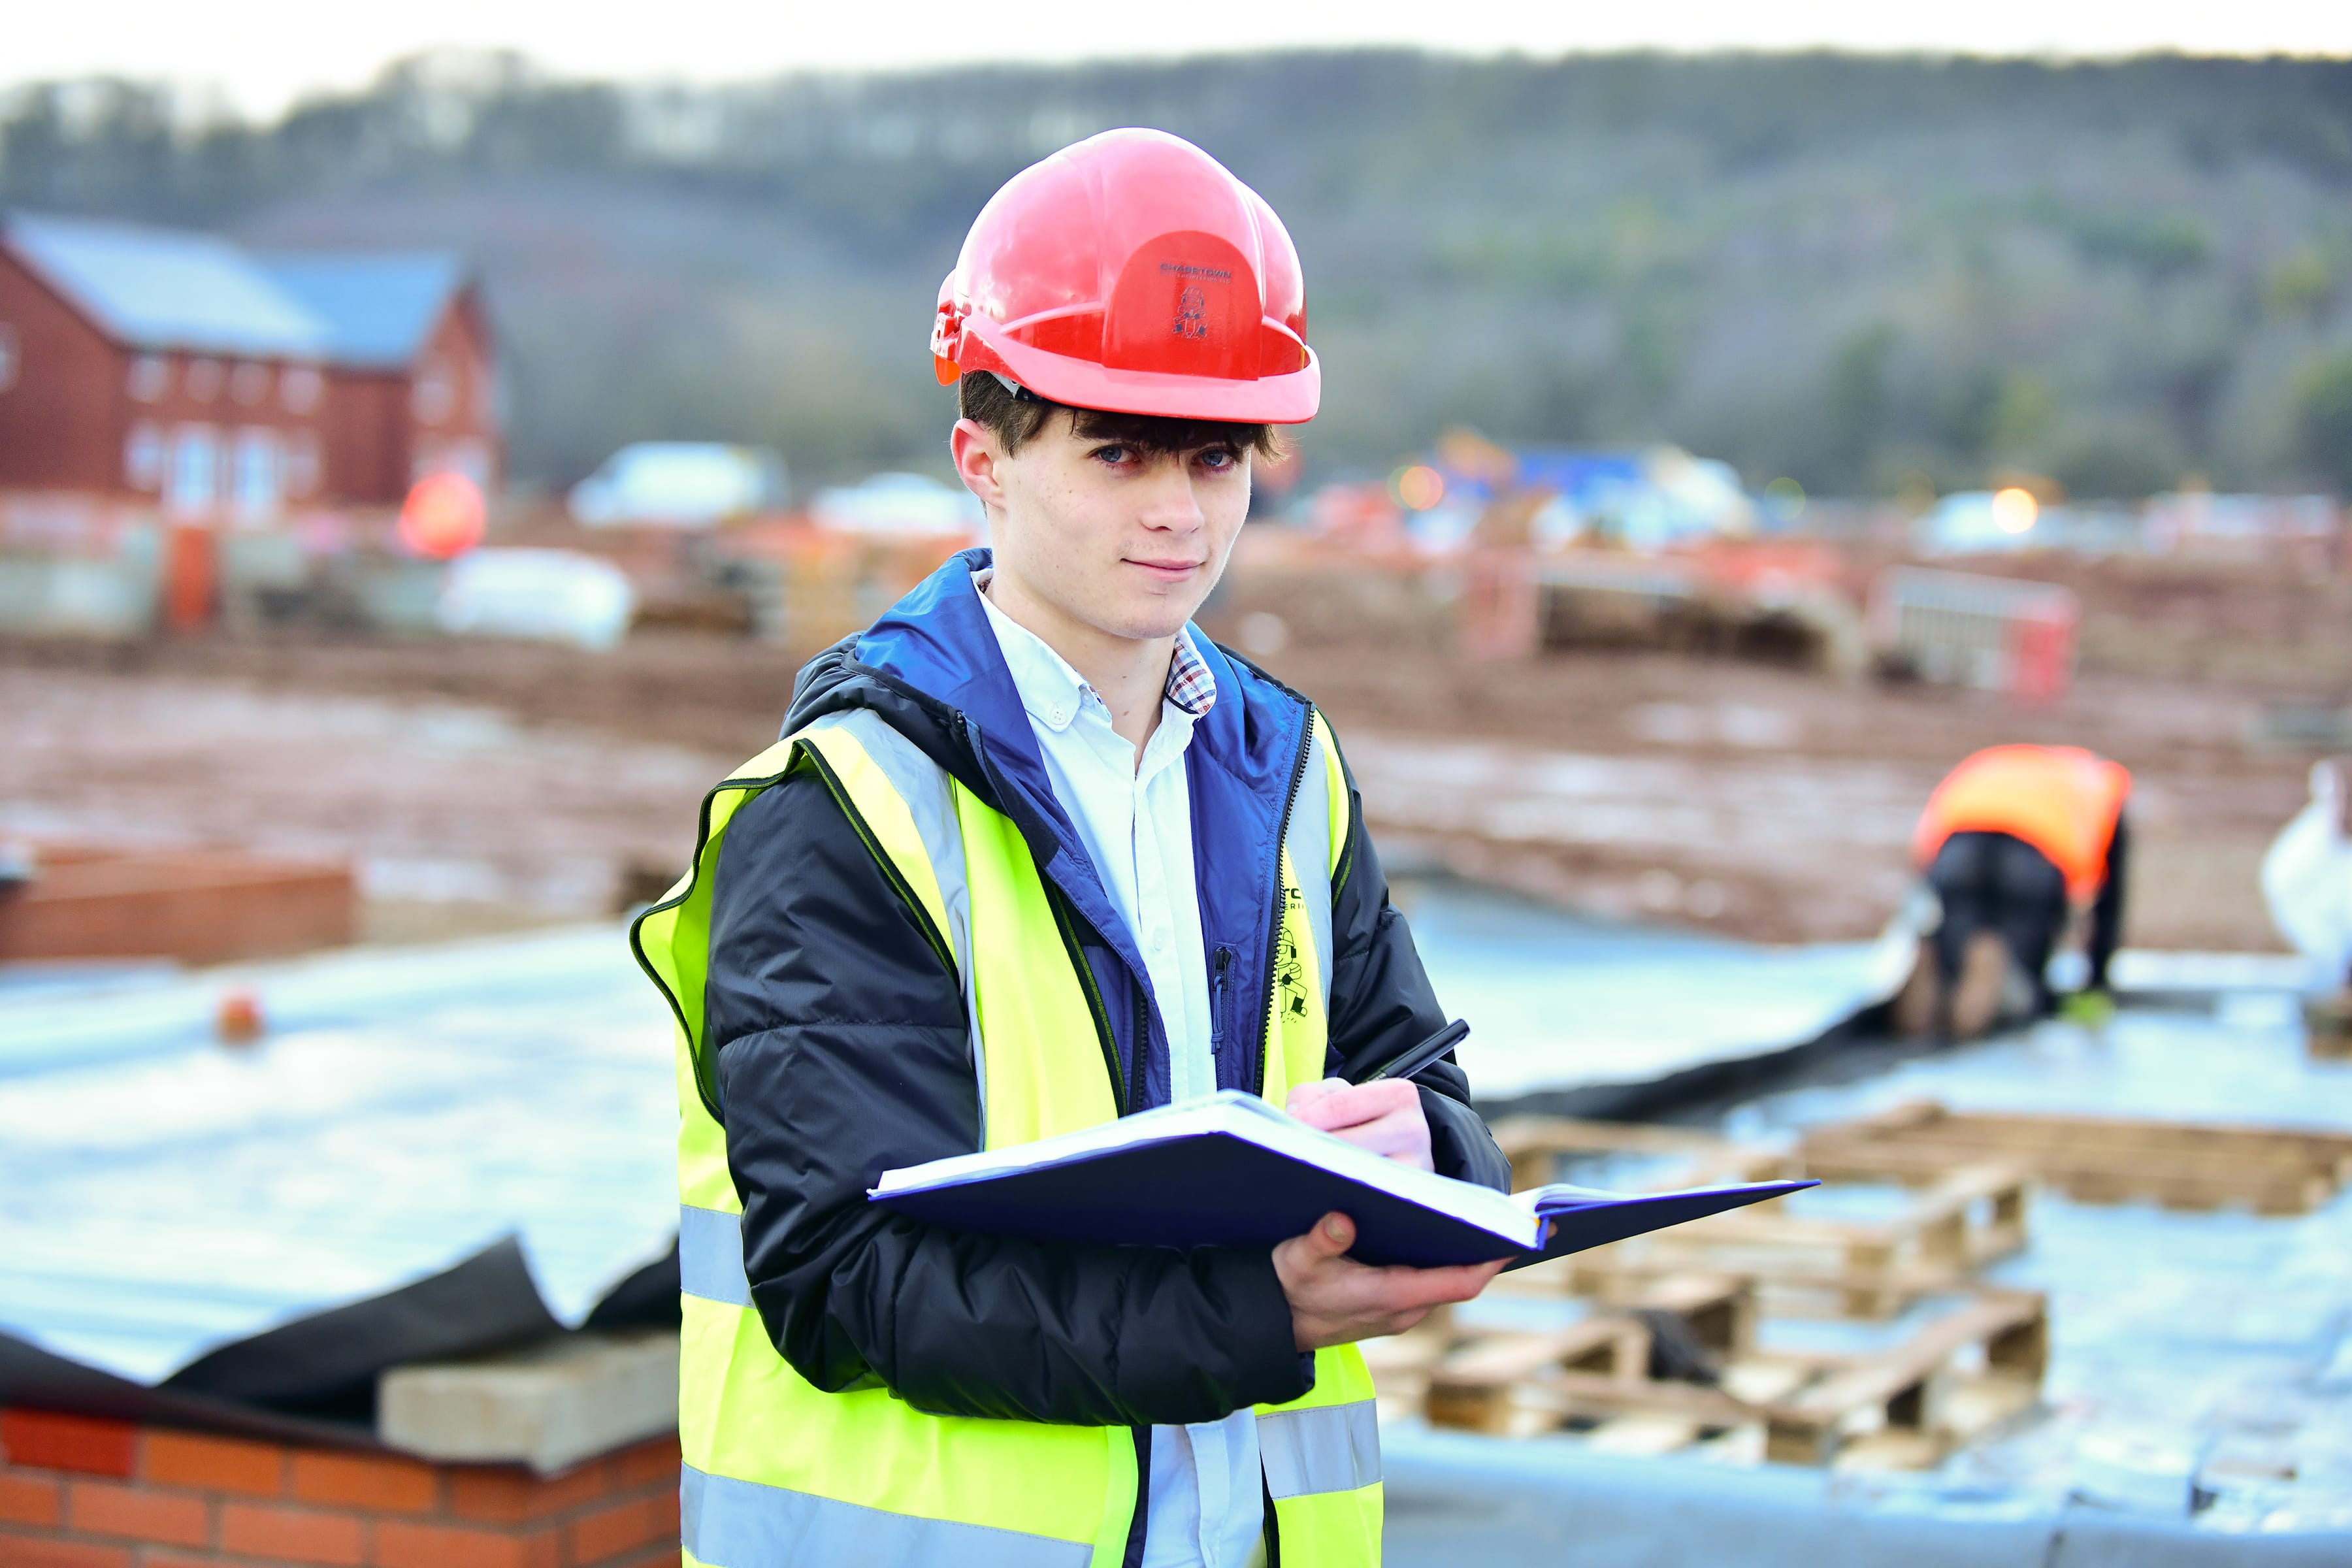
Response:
[1286,1077,1433,1171]
[1273,1212,1505,1350]
[1277,1079,1496,1348]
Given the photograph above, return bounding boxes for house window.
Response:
[0,323,18,392]
[280,365,323,414]
[412,360,455,425]
[128,355,170,402]
[284,431,321,498]
[184,359,223,402]
[123,421,165,490]
[168,425,218,514]
[230,362,270,404]
[231,427,283,522]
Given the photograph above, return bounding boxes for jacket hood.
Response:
[781,546,1308,831]
[777,546,1318,1112]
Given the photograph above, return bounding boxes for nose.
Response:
[1135,457,1205,534]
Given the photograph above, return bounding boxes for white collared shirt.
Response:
[973,574,1263,1568]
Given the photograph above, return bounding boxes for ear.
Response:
[951,419,1008,515]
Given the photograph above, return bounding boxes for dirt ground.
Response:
[1203,553,2340,948]
[3,545,2340,951]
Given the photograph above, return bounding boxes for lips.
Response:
[1126,559,1203,578]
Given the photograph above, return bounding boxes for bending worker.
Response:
[1898,743,2132,1040]
[634,129,1511,1568]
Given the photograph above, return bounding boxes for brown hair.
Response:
[958,372,1282,461]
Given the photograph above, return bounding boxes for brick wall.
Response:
[0,1409,681,1568]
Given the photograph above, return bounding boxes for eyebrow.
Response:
[1069,414,1254,456]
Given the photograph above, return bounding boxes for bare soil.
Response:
[2,547,2339,950]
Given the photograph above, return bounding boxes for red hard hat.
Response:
[930,129,1318,424]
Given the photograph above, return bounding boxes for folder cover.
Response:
[872,1090,1812,1269]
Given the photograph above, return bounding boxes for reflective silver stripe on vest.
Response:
[1284,721,1335,1008]
[683,1462,1091,1568]
[1255,1400,1381,1500]
[678,1204,752,1307]
[798,710,987,1137]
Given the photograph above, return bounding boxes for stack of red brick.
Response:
[0,1409,679,1568]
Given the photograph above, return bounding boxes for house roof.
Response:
[1,211,474,370]
[256,252,470,370]
[3,211,329,360]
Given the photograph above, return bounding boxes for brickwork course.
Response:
[0,1409,681,1568]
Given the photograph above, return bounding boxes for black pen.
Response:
[1337,1018,1470,1086]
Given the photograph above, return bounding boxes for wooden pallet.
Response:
[1364,1273,1753,1437]
[1802,1100,2352,1215]
[1488,1115,1785,1196]
[1582,1163,2028,1318]
[1753,1289,2048,1467]
[1490,1115,2029,1317]
[1384,1286,2047,1471]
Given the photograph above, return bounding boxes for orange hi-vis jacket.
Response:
[1914,745,2132,904]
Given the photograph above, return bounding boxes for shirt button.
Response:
[1048,706,1066,725]
[1150,929,1169,951]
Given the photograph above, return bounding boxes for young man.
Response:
[635,129,1509,1568]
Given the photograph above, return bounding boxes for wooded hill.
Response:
[5,50,2350,496]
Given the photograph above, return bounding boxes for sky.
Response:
[10,1,2351,118]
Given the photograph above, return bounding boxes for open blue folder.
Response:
[872,1090,1814,1269]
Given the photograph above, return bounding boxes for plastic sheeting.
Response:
[1400,876,1918,1110]
[1381,1427,2352,1567]
[0,924,678,1429]
[0,888,1933,1430]
[2263,762,2352,985]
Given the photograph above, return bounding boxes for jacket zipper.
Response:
[1209,945,1233,1064]
[1250,708,1318,1098]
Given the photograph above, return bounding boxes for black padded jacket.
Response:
[701,554,1511,1433]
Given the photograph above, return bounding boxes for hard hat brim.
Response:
[961,314,1321,425]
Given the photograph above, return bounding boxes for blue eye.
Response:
[1090,444,1132,465]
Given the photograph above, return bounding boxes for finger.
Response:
[1371,1259,1507,1310]
[1307,1106,1433,1171]
[1336,1109,1422,1156]
[1284,1078,1345,1115]
[1288,1092,1362,1132]
[1294,1080,1418,1131]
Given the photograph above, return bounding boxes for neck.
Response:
[984,565,1173,760]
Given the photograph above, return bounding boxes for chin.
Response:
[1110,593,1204,642]
[1101,612,1192,643]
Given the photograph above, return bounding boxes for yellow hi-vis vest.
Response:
[633,706,1383,1568]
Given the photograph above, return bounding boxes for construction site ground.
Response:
[3,546,2341,952]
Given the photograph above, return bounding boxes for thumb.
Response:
[1305,1211,1354,1259]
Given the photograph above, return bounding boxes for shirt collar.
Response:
[972,569,1218,734]
[1164,630,1217,718]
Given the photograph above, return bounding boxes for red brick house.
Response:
[257,252,502,503]
[0,212,499,521]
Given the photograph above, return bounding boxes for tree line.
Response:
[5,48,2351,496]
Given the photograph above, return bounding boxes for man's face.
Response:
[958,412,1252,644]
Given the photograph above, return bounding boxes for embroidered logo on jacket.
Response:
[1273,885,1311,1019]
